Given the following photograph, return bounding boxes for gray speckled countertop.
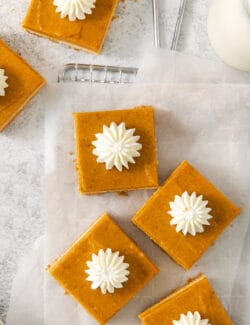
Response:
[0,0,214,321]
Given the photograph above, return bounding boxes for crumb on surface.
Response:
[117,191,129,196]
[45,264,51,270]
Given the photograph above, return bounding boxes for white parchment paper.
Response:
[6,52,250,325]
[136,48,250,84]
[44,82,249,325]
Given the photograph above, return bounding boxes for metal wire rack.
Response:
[58,64,138,84]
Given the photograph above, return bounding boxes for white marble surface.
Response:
[0,0,216,322]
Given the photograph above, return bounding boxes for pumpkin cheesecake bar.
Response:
[132,160,241,270]
[0,39,45,131]
[47,213,159,325]
[139,274,233,324]
[22,0,119,54]
[73,106,158,194]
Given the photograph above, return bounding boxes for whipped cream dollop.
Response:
[0,69,8,97]
[173,311,211,325]
[92,122,142,172]
[53,0,96,21]
[168,191,213,236]
[85,248,130,294]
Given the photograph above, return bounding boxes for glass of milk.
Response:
[207,0,250,72]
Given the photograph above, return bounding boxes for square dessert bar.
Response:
[139,274,233,324]
[0,39,45,131]
[22,0,119,54]
[73,106,158,194]
[48,213,159,325]
[132,160,241,270]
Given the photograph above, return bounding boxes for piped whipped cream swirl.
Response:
[92,122,142,172]
[173,311,211,325]
[168,191,213,236]
[0,69,8,97]
[85,248,129,294]
[53,0,96,21]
